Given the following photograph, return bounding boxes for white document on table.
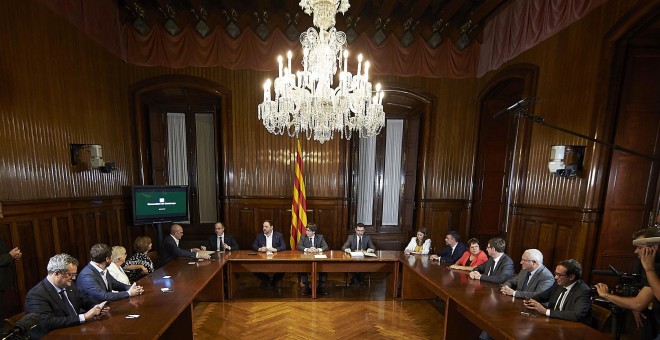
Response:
[314,254,327,259]
[350,252,364,257]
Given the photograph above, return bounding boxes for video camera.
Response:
[591,265,642,297]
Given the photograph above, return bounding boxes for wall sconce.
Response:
[69,144,116,173]
[548,145,585,178]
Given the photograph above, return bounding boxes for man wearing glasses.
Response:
[469,237,514,284]
[500,249,554,299]
[25,253,109,338]
[523,258,592,324]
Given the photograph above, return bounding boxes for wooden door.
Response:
[471,81,524,243]
[594,43,660,276]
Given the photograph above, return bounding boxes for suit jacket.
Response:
[532,280,592,324]
[0,239,14,291]
[206,233,240,251]
[159,234,197,267]
[77,263,132,304]
[252,232,287,251]
[437,243,467,263]
[297,234,329,251]
[342,234,376,251]
[472,253,515,284]
[25,278,96,339]
[404,238,432,254]
[504,264,555,298]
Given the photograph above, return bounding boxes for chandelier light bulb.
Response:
[257,0,385,143]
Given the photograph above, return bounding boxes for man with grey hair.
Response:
[25,253,109,338]
[500,249,554,299]
[77,243,143,304]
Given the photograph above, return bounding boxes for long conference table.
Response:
[45,250,604,339]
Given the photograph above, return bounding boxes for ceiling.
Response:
[117,0,510,50]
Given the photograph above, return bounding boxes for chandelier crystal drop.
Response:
[258,0,385,144]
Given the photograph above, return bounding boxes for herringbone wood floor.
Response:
[192,273,444,339]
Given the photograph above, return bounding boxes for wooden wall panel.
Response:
[0,0,134,200]
[508,205,598,276]
[416,199,469,251]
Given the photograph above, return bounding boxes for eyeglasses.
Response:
[520,259,535,263]
[61,272,78,279]
[554,272,567,277]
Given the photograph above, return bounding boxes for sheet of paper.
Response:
[314,254,328,259]
[197,250,215,256]
[363,252,377,257]
[350,252,364,257]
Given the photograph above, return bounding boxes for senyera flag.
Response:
[290,139,307,250]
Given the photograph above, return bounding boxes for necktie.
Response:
[309,237,313,247]
[357,237,362,250]
[520,272,531,291]
[554,288,568,310]
[58,290,77,317]
[101,270,109,290]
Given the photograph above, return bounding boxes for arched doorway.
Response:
[130,75,232,247]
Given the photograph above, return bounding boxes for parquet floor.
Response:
[192,273,445,340]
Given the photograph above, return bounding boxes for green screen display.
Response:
[132,186,188,224]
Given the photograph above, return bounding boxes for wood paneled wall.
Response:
[508,205,598,275]
[0,0,655,319]
[0,197,151,315]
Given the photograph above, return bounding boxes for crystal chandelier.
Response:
[258,0,385,144]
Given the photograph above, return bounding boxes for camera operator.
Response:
[595,229,660,339]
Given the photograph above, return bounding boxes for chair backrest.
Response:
[591,304,612,332]
[147,251,159,265]
[4,311,26,330]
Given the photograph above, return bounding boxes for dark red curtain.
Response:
[39,0,607,79]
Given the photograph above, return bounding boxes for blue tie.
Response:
[520,272,531,291]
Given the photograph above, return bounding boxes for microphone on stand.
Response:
[1,313,39,340]
[492,97,540,119]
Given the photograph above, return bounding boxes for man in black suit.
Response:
[0,239,21,320]
[203,222,239,251]
[77,243,144,304]
[297,223,330,296]
[469,237,514,284]
[342,223,376,286]
[525,258,592,324]
[159,224,210,267]
[251,220,287,287]
[24,253,108,339]
[430,230,466,263]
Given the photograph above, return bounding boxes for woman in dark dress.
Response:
[123,236,154,282]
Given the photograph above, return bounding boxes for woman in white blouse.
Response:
[107,246,131,285]
[404,228,432,255]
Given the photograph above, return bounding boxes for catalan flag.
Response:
[290,139,307,250]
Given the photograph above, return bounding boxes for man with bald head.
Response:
[159,224,210,267]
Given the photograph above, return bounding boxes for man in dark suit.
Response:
[0,239,21,320]
[77,243,143,304]
[525,258,592,324]
[159,224,210,267]
[430,230,466,263]
[251,220,287,287]
[297,223,330,296]
[342,223,376,286]
[469,237,514,284]
[203,222,239,251]
[24,253,108,339]
[501,248,555,299]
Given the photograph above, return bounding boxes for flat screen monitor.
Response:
[132,185,189,225]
